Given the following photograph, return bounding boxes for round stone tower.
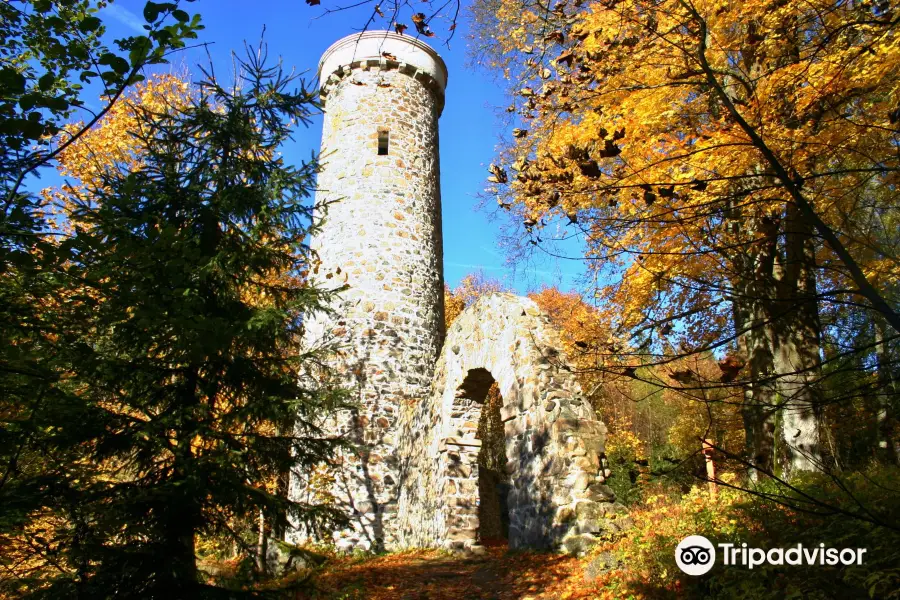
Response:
[289,31,447,552]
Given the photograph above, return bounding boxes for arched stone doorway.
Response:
[396,294,623,553]
[450,368,509,547]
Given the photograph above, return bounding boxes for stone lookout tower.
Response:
[291,31,622,556]
[289,31,448,551]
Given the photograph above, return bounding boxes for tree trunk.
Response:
[167,509,199,588]
[732,216,779,480]
[773,203,824,478]
[165,370,200,592]
[165,465,199,591]
[273,419,293,541]
[257,509,268,575]
[875,316,899,464]
[740,331,778,480]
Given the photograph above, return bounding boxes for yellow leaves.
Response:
[606,427,646,460]
[444,273,506,329]
[47,72,194,231]
[444,285,466,330]
[488,163,508,183]
[862,256,900,288]
[485,0,900,363]
[298,481,815,599]
[0,509,72,594]
[46,72,309,310]
[310,464,337,505]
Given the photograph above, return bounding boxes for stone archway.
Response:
[396,294,625,553]
[448,367,509,547]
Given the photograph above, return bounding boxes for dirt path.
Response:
[392,553,508,600]
[308,547,592,600]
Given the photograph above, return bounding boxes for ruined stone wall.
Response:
[396,294,627,554]
[289,32,626,556]
[287,33,446,552]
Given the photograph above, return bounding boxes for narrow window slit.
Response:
[378,130,390,155]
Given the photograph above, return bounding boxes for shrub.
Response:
[589,467,900,599]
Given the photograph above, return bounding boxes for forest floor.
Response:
[286,544,612,600]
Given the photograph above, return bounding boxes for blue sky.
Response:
[61,0,590,293]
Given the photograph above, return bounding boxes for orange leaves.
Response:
[300,547,607,600]
[660,353,746,459]
[411,12,436,37]
[528,286,624,399]
[717,355,745,383]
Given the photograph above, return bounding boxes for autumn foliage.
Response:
[472,0,900,479]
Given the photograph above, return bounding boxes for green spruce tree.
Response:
[8,47,347,597]
[1,3,204,597]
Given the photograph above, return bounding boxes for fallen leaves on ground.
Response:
[291,546,625,599]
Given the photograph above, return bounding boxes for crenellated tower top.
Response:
[317,31,448,114]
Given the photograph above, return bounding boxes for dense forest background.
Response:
[2,0,899,598]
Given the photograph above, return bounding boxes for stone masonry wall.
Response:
[287,33,628,556]
[287,55,445,552]
[396,294,628,554]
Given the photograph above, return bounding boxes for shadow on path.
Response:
[299,547,593,600]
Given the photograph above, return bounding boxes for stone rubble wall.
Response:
[287,56,445,552]
[396,294,626,553]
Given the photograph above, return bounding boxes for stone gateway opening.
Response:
[395,294,626,554]
[457,369,510,547]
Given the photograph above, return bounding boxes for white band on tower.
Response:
[318,30,448,96]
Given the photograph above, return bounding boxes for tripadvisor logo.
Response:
[675,535,867,575]
[676,535,716,575]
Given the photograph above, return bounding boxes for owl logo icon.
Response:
[675,535,716,575]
